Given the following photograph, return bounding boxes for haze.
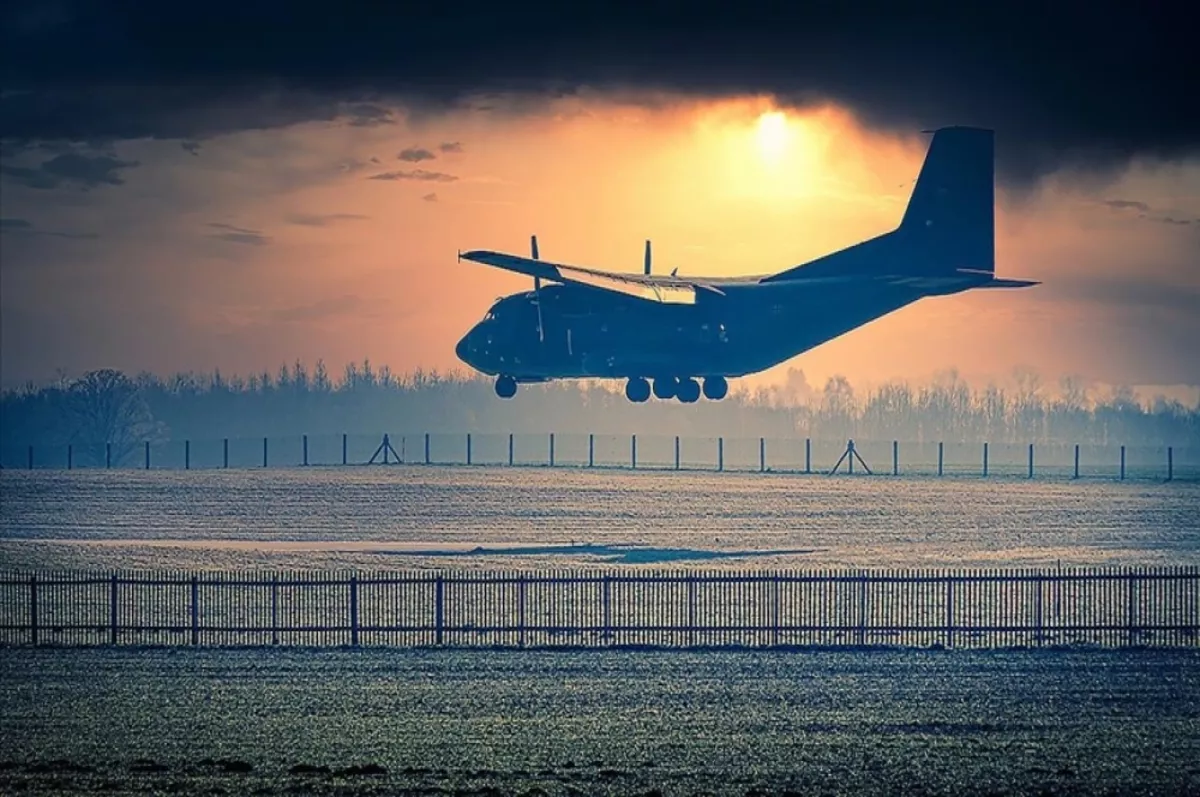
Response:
[3,96,1198,400]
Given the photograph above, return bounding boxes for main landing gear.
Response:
[495,375,518,398]
[626,376,728,403]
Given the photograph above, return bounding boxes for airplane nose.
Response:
[455,334,471,364]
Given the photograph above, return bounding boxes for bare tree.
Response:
[67,369,164,465]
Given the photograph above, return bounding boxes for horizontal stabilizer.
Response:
[976,278,1040,289]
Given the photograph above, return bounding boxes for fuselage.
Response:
[455,275,975,382]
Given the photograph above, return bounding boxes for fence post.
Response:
[1120,445,1125,480]
[29,574,38,646]
[983,442,988,477]
[466,433,472,466]
[185,440,191,470]
[517,575,526,648]
[342,434,348,466]
[945,576,955,648]
[760,437,765,473]
[434,576,444,645]
[549,433,555,467]
[602,575,612,644]
[937,442,944,476]
[349,576,359,647]
[509,433,515,467]
[28,445,33,470]
[224,438,229,469]
[190,575,199,645]
[106,442,111,469]
[856,572,867,646]
[631,435,637,469]
[805,438,811,474]
[1028,443,1034,478]
[718,437,724,472]
[145,441,150,470]
[271,576,279,645]
[303,435,309,467]
[425,433,430,465]
[1073,444,1079,479]
[67,444,72,470]
[588,434,594,468]
[675,436,680,471]
[892,440,898,476]
[1167,447,1173,482]
[110,574,118,645]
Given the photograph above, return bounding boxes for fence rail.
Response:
[3,433,1197,481]
[2,568,1196,649]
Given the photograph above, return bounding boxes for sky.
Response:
[2,3,1198,399]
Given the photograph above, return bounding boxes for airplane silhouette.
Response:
[456,126,1037,403]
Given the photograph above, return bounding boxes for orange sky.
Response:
[2,95,1198,400]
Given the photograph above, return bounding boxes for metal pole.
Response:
[342,434,348,466]
[30,575,38,646]
[185,440,190,470]
[263,437,268,468]
[1168,446,1173,482]
[1028,443,1034,478]
[303,435,309,466]
[759,437,765,473]
[1073,444,1079,479]
[145,441,150,470]
[109,574,118,645]
[805,438,811,474]
[675,436,680,470]
[892,440,898,476]
[550,433,555,467]
[67,444,72,470]
[466,433,472,466]
[937,442,943,476]
[28,445,33,470]
[350,576,359,647]
[509,433,515,466]
[1120,445,1125,480]
[588,434,594,468]
[425,433,430,465]
[631,435,637,469]
[223,438,229,468]
[983,442,988,477]
[106,442,111,469]
[718,437,724,472]
[190,575,199,645]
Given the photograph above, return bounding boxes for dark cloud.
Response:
[1,3,1195,186]
[1159,217,1194,226]
[439,141,463,153]
[398,146,436,162]
[1103,199,1151,213]
[0,216,98,239]
[285,212,369,227]
[368,169,457,182]
[180,140,201,155]
[422,193,438,202]
[206,222,270,246]
[1,151,139,190]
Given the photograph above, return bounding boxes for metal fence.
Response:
[2,433,1196,480]
[2,568,1196,649]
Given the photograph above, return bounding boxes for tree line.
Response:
[2,360,1197,465]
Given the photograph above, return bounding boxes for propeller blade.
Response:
[644,240,651,275]
[531,235,540,261]
[531,234,544,342]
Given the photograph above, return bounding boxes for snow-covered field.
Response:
[1,466,1197,571]
[2,647,1197,795]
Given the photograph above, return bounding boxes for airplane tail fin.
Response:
[897,126,995,276]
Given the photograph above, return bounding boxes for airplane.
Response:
[455,126,1038,403]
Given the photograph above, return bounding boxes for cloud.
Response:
[273,294,365,323]
[1,3,1195,186]
[180,140,201,155]
[422,193,438,202]
[439,141,464,153]
[284,212,369,227]
[1159,217,1195,226]
[343,103,395,127]
[398,146,436,162]
[0,216,98,239]
[206,222,270,246]
[1103,199,1150,213]
[368,169,458,182]
[1,152,139,190]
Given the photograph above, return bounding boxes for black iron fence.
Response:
[2,433,1196,480]
[2,567,1196,649]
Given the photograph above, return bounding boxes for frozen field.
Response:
[1,647,1197,795]
[1,466,1197,571]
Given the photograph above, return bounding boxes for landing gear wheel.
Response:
[703,376,728,401]
[626,377,651,403]
[677,378,701,404]
[495,375,518,399]
[653,377,677,400]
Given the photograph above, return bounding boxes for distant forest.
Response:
[2,360,1198,462]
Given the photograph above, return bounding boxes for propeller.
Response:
[644,240,652,275]
[531,234,544,342]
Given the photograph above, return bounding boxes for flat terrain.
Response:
[1,647,1197,796]
[1,467,1197,571]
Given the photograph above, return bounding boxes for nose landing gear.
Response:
[495,375,518,398]
[702,376,728,401]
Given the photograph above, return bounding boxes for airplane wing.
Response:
[459,249,730,304]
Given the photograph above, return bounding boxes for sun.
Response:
[756,111,790,162]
